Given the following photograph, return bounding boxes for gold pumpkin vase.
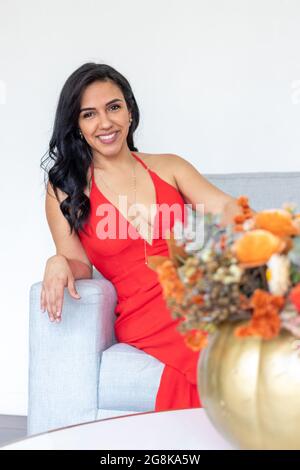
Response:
[197,321,300,450]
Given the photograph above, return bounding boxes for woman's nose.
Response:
[97,112,113,129]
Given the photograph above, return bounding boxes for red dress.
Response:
[78,151,201,411]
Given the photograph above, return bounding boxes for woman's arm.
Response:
[64,258,93,280]
[41,182,93,322]
[169,154,244,226]
[45,181,93,278]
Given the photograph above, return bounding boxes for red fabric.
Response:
[78,151,202,411]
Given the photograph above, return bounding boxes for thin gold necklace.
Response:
[93,156,149,264]
[94,156,136,205]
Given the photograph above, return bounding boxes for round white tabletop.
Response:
[1,408,234,450]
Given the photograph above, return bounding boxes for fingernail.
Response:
[56,318,60,323]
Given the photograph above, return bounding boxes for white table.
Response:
[1,408,234,450]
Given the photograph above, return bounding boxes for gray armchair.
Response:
[27,172,300,436]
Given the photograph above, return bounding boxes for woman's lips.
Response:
[97,131,119,144]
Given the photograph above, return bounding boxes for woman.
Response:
[40,62,242,411]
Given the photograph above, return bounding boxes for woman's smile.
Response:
[96,130,120,144]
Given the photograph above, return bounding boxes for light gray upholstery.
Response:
[206,172,300,211]
[98,343,164,412]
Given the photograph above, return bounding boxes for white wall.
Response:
[0,0,299,415]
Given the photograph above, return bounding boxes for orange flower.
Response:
[184,329,208,351]
[234,196,255,232]
[235,214,247,225]
[289,284,300,313]
[157,259,185,303]
[239,293,252,310]
[191,294,205,306]
[233,229,285,268]
[237,196,251,209]
[235,289,284,339]
[250,289,284,310]
[187,269,203,285]
[234,224,246,233]
[254,209,299,238]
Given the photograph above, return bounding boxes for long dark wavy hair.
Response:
[41,62,140,236]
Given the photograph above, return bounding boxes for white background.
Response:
[0,0,299,415]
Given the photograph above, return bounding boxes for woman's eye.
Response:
[83,111,95,119]
[109,104,120,111]
[82,105,120,118]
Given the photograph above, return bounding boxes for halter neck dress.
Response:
[78,151,201,411]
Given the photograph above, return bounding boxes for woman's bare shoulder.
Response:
[134,152,178,189]
[134,152,177,170]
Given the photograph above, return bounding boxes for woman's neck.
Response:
[92,147,135,172]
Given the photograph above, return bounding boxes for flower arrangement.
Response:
[147,197,300,352]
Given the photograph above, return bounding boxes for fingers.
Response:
[41,278,81,324]
[43,281,64,323]
[67,278,81,299]
[54,283,65,322]
[47,287,59,322]
[40,286,46,313]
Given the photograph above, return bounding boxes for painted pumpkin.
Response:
[197,321,300,449]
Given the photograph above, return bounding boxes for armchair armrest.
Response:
[27,276,117,435]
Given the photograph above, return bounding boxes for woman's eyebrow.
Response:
[80,98,123,112]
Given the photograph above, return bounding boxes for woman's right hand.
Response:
[40,254,81,323]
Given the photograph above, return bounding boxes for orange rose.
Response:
[254,209,299,238]
[233,229,285,268]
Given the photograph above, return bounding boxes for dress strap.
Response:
[131,151,149,171]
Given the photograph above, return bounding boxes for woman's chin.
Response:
[94,141,124,156]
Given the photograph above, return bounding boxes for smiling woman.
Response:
[40,62,243,418]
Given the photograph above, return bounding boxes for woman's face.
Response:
[78,80,132,156]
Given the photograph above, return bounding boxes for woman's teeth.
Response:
[98,131,118,143]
